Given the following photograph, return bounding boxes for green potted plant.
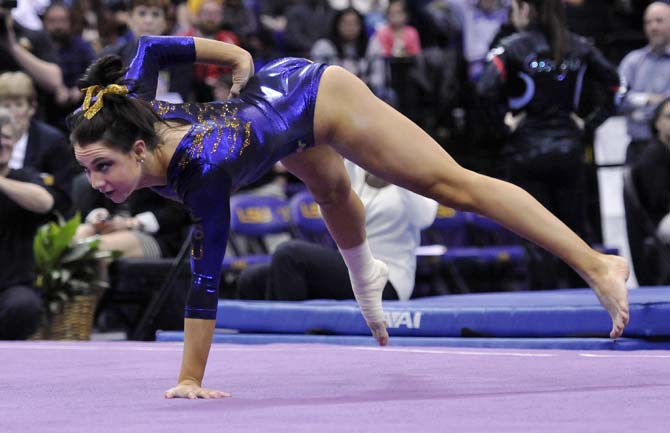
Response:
[33,213,121,340]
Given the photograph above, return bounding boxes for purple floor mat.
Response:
[2,341,669,433]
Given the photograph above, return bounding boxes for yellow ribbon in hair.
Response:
[81,84,129,119]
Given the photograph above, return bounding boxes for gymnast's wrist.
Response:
[177,377,202,387]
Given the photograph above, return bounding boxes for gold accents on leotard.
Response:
[240,121,252,156]
[157,100,254,169]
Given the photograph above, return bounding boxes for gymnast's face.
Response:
[74,140,146,203]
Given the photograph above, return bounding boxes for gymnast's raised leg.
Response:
[312,66,629,339]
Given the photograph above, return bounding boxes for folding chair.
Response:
[467,212,531,291]
[288,191,336,249]
[224,194,292,271]
[417,205,472,294]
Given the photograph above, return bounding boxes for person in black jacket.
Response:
[631,96,670,244]
[477,0,621,288]
[0,108,53,339]
[0,71,78,217]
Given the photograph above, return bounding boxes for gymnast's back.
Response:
[127,36,329,197]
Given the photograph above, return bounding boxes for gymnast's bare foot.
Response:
[584,254,630,339]
[165,380,231,399]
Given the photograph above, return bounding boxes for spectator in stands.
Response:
[0,71,78,216]
[97,0,134,51]
[257,0,289,36]
[179,0,240,102]
[372,0,421,58]
[631,96,670,244]
[42,1,96,130]
[310,7,386,98]
[619,1,670,164]
[99,0,168,65]
[237,161,438,302]
[447,0,509,82]
[477,0,620,288]
[221,0,258,47]
[283,0,335,57]
[328,0,389,36]
[0,4,64,99]
[11,0,49,31]
[73,182,191,263]
[370,0,424,119]
[415,0,464,140]
[75,0,107,52]
[0,108,52,340]
[100,0,185,102]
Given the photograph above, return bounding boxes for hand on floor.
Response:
[165,380,231,399]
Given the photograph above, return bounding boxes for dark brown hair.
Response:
[66,55,163,153]
[522,0,568,64]
[131,0,169,14]
[651,96,670,137]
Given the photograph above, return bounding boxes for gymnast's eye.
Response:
[95,162,112,173]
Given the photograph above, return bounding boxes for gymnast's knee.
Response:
[422,172,481,213]
[308,172,352,209]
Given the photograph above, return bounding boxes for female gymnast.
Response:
[68,36,629,399]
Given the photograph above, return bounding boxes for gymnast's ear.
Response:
[131,140,148,161]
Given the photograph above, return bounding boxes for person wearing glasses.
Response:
[0,107,53,340]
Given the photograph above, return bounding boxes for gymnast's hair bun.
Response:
[78,55,127,89]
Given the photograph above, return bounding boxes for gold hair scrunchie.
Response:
[81,84,129,119]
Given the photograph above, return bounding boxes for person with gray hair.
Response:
[0,71,78,216]
[619,1,670,164]
[0,107,55,339]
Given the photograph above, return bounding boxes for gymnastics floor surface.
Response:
[3,341,669,433]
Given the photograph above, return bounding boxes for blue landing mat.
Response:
[155,332,670,350]
[213,287,670,338]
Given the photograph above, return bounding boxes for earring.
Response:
[139,158,145,164]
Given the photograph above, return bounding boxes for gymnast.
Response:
[68,35,630,399]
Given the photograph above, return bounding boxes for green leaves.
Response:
[33,213,116,315]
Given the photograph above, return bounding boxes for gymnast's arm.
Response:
[192,37,254,97]
[166,166,233,398]
[124,35,254,100]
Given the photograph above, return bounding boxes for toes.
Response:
[610,319,625,339]
[610,327,622,339]
[368,321,389,346]
[621,311,630,326]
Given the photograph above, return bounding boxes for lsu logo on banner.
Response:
[236,206,273,224]
[300,202,322,219]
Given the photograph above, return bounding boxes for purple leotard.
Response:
[127,36,328,319]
